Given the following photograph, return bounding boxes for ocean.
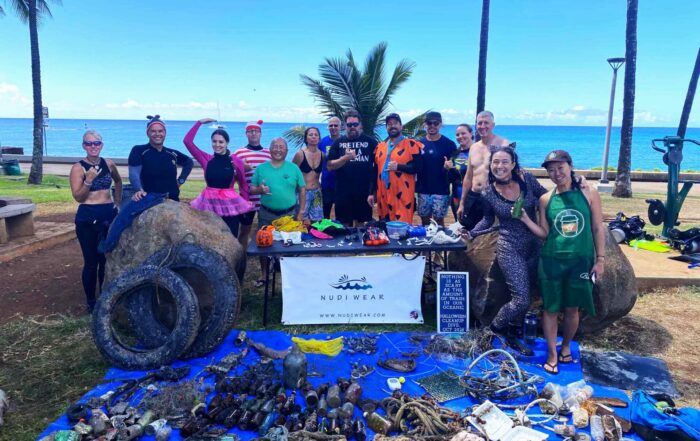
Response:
[1,118,699,171]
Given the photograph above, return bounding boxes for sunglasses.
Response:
[83,141,103,147]
[425,120,441,126]
[346,122,360,128]
[328,124,339,128]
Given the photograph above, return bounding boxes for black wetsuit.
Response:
[128,143,193,201]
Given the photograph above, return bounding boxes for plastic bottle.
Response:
[590,415,604,441]
[512,193,524,218]
[523,312,538,345]
[283,344,307,389]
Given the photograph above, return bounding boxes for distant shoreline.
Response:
[5,154,699,182]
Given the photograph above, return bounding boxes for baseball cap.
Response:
[385,113,402,124]
[541,150,573,167]
[425,111,442,122]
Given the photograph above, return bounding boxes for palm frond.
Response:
[0,6,5,16]
[401,112,429,139]
[299,42,416,141]
[300,75,345,119]
[6,0,60,25]
[282,125,308,150]
[379,58,415,112]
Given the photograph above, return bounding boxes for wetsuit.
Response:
[75,158,117,311]
[470,171,547,330]
[448,148,469,220]
[539,187,596,316]
[298,150,325,221]
[128,143,193,201]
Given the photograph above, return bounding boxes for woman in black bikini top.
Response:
[292,127,325,221]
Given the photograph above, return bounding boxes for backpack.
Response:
[630,390,700,441]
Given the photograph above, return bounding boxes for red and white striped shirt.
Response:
[232,146,271,209]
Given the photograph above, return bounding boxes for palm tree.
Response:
[287,42,427,147]
[476,0,490,120]
[2,0,61,185]
[613,0,637,198]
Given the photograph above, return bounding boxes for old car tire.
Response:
[92,265,200,370]
[128,243,240,358]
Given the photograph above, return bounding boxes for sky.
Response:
[1,1,699,127]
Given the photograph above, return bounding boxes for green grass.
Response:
[0,175,206,204]
[0,175,75,203]
[0,315,108,441]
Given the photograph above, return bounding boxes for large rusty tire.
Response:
[92,265,200,370]
[128,243,240,358]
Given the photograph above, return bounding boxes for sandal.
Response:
[543,362,559,375]
[558,352,574,364]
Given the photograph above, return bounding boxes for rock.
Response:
[580,229,637,334]
[104,200,245,286]
[447,228,637,335]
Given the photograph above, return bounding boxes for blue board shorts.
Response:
[417,193,450,219]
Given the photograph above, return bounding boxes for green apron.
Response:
[539,188,596,316]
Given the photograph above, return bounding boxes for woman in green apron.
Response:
[518,150,606,374]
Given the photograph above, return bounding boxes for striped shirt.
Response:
[232,145,271,209]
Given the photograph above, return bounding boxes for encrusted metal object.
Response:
[415,370,466,403]
[344,335,379,355]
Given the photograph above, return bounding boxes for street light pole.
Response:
[600,57,625,184]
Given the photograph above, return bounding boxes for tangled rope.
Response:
[380,394,462,438]
[459,349,540,402]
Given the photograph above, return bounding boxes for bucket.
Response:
[386,221,409,239]
[2,159,21,176]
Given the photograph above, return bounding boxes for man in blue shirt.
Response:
[318,116,341,219]
[416,111,457,226]
[128,115,193,202]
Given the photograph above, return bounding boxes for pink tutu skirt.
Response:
[191,187,254,217]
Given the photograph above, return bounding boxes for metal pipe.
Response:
[601,58,625,183]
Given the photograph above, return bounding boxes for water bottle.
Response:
[512,193,524,218]
[523,312,538,345]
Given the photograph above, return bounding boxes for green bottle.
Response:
[512,193,524,219]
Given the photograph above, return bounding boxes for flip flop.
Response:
[544,362,559,375]
[558,352,574,364]
[254,279,266,288]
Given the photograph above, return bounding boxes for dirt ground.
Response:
[0,211,87,324]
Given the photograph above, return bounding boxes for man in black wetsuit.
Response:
[128,115,193,202]
[327,109,378,226]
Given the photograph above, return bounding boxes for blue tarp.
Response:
[38,331,642,440]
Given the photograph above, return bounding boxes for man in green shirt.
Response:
[251,137,307,226]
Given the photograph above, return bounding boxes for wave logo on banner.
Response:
[329,275,373,290]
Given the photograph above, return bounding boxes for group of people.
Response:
[69,109,606,374]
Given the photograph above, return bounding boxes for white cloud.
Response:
[0,82,31,116]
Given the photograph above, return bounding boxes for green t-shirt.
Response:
[252,161,305,211]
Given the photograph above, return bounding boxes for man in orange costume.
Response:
[371,113,423,222]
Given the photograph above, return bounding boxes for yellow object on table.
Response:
[272,216,307,233]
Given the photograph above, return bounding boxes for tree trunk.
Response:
[677,47,700,138]
[27,0,44,185]
[475,0,490,141]
[613,0,637,198]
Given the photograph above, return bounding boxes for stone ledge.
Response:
[0,221,75,264]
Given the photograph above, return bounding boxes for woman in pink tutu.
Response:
[184,118,253,237]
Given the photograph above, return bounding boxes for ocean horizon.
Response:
[1,118,699,171]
